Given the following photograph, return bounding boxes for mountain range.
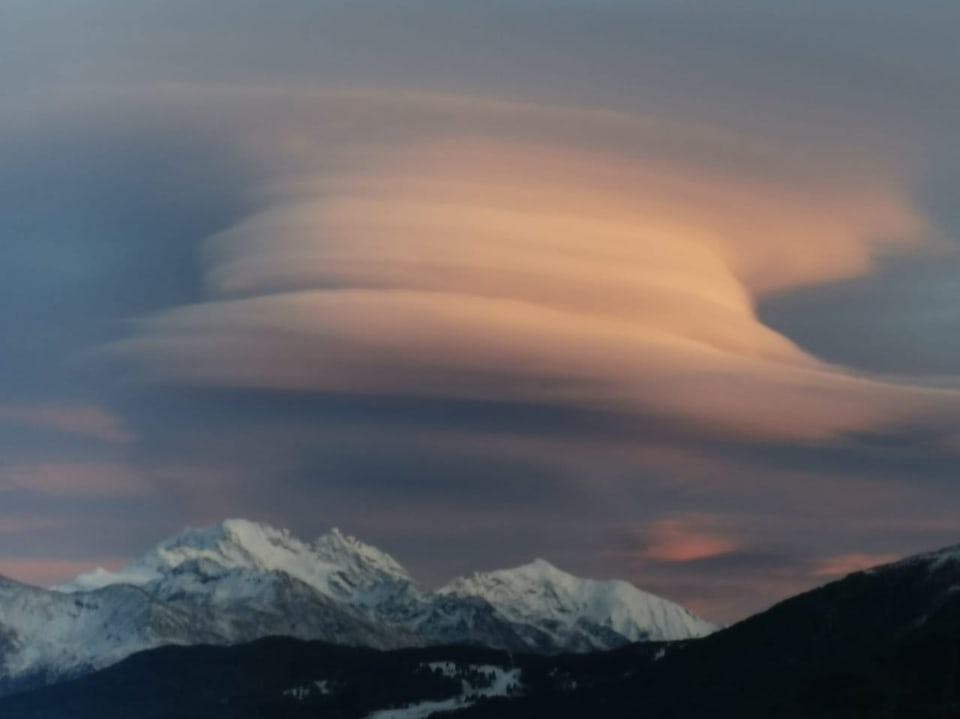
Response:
[0,519,716,696]
[2,539,958,718]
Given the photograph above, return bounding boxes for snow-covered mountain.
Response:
[0,519,717,695]
[440,558,716,650]
[0,575,219,696]
[62,520,423,651]
[64,520,418,619]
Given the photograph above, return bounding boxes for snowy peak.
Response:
[156,518,300,573]
[0,518,729,697]
[440,556,621,600]
[311,527,413,583]
[61,520,415,603]
[440,558,581,606]
[501,557,566,579]
[63,518,308,591]
[440,559,718,646]
[57,519,716,656]
[487,558,576,584]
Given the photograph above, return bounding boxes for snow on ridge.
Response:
[439,558,718,642]
[59,519,414,601]
[367,663,522,719]
[311,526,413,583]
[0,519,727,699]
[56,520,717,642]
[0,576,209,686]
[53,518,716,655]
[885,542,960,573]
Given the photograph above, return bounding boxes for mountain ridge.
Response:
[4,538,960,717]
[0,518,716,697]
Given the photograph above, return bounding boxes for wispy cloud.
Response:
[0,403,135,444]
[612,515,743,564]
[634,517,743,563]
[0,461,152,497]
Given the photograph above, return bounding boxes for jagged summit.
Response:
[311,525,413,582]
[440,558,718,646]
[452,558,576,588]
[61,519,414,601]
[496,557,575,581]
[57,520,717,645]
[0,517,725,697]
[15,517,722,685]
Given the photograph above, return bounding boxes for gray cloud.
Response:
[762,255,960,376]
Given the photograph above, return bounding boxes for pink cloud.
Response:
[626,516,743,563]
[1,461,153,497]
[0,403,134,444]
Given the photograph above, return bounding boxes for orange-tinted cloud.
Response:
[626,516,743,563]
[102,91,960,441]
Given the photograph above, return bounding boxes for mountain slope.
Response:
[0,576,216,696]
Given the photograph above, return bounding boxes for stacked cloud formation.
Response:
[108,91,956,442]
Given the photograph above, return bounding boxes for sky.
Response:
[1,0,960,623]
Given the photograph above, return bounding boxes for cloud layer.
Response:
[0,404,134,444]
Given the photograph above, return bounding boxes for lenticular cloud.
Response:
[107,90,958,441]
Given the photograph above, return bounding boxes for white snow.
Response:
[61,519,413,608]
[57,519,717,656]
[367,664,522,719]
[368,696,463,719]
[283,679,332,701]
[439,558,718,645]
[0,576,200,688]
